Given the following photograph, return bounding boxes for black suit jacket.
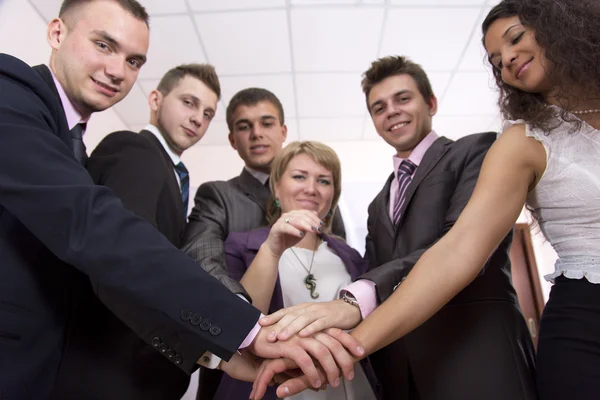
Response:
[0,54,259,399]
[183,169,346,399]
[47,130,190,399]
[363,133,536,400]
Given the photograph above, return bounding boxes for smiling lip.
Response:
[297,199,319,208]
[92,78,118,97]
[388,121,410,132]
[250,145,269,154]
[182,127,196,137]
[516,59,532,79]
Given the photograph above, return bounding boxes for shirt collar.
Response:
[49,68,88,131]
[392,130,440,175]
[244,166,270,185]
[144,124,182,166]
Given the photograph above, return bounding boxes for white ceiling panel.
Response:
[380,8,480,72]
[439,72,499,116]
[200,120,233,145]
[196,10,291,75]
[390,0,487,5]
[189,0,285,12]
[140,15,206,80]
[458,6,493,72]
[27,0,60,22]
[113,84,150,125]
[299,117,364,142]
[296,73,366,117]
[140,0,187,14]
[291,7,384,72]
[426,72,454,102]
[219,74,297,118]
[138,79,161,96]
[433,115,499,140]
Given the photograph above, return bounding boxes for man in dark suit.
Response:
[254,56,537,400]
[182,88,347,398]
[49,64,220,399]
[0,1,360,398]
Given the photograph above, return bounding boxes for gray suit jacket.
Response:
[182,168,346,298]
[362,133,536,400]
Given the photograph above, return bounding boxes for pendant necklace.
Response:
[290,237,321,299]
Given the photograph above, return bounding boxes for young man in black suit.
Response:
[0,0,362,398]
[52,64,219,400]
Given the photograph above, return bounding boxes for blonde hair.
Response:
[266,141,342,232]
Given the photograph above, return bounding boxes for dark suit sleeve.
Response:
[0,68,260,372]
[87,131,165,227]
[331,209,346,240]
[361,134,496,303]
[182,183,250,299]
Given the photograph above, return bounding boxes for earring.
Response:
[326,210,333,218]
[274,199,280,208]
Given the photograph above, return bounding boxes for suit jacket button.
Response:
[166,349,176,358]
[151,337,162,348]
[180,309,193,321]
[174,355,183,365]
[200,320,211,331]
[190,314,202,326]
[159,343,168,353]
[209,326,221,336]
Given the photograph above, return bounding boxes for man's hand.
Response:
[259,299,362,341]
[249,326,364,390]
[249,328,364,399]
[218,350,260,382]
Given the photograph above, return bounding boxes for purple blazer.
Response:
[213,227,380,400]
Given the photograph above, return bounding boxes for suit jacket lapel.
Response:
[376,174,396,239]
[236,168,270,212]
[140,130,184,218]
[396,136,453,228]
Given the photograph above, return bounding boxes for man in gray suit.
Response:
[182,88,346,398]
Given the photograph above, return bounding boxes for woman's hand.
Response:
[259,300,362,341]
[264,210,324,257]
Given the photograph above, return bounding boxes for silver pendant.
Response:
[304,273,319,299]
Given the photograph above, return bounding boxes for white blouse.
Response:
[278,243,377,400]
[503,116,600,283]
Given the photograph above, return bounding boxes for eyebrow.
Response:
[488,23,522,61]
[182,94,215,113]
[291,169,332,178]
[369,89,411,110]
[92,29,147,64]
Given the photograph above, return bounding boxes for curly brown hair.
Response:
[482,0,600,132]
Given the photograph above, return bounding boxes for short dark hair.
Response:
[156,64,221,100]
[59,0,149,27]
[226,88,284,132]
[361,56,434,112]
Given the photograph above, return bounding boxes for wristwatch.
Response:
[340,290,360,308]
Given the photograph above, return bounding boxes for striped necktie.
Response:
[392,159,417,225]
[174,162,189,214]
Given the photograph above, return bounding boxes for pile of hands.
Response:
[221,300,364,399]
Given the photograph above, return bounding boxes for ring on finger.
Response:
[285,218,290,224]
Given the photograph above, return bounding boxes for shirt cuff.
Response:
[239,314,264,349]
[341,280,377,320]
[197,352,221,369]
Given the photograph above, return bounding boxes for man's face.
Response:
[228,101,287,174]
[368,74,437,158]
[151,76,218,155]
[48,0,149,118]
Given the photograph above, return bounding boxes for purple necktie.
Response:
[392,159,417,225]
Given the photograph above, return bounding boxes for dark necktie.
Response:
[174,162,189,214]
[392,159,417,225]
[70,123,88,166]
